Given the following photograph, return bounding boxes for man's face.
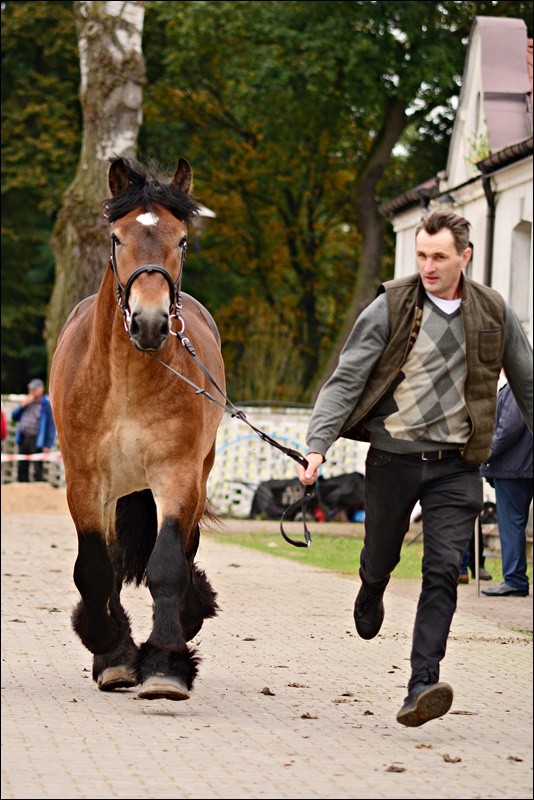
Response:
[415,227,471,300]
[28,386,43,401]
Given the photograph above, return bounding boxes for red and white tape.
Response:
[1,452,63,463]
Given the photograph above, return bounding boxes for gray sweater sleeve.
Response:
[502,303,534,434]
[306,294,390,456]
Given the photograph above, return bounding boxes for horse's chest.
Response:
[101,419,148,479]
[117,421,144,453]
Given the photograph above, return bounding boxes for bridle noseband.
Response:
[109,233,187,331]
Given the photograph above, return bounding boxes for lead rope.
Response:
[157,330,317,547]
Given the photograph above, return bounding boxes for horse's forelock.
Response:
[103,177,200,226]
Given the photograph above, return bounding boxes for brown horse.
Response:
[50,156,225,701]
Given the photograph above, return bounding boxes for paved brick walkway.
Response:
[2,512,532,799]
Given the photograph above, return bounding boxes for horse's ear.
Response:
[108,158,131,197]
[172,158,193,195]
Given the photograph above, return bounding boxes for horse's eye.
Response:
[179,237,187,249]
[111,234,122,246]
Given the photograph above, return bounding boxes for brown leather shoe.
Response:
[457,573,469,584]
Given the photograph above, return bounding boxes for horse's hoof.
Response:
[97,666,138,691]
[137,674,190,701]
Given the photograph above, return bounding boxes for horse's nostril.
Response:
[159,315,170,337]
[129,314,140,337]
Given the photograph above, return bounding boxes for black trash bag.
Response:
[250,471,365,521]
[250,477,306,520]
[317,471,365,521]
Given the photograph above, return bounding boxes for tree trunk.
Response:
[45,0,145,367]
[311,98,409,400]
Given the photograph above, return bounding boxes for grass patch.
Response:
[204,526,532,583]
[204,529,426,579]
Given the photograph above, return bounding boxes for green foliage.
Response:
[466,124,491,167]
[141,0,365,398]
[1,1,80,391]
[2,0,532,393]
[141,0,532,399]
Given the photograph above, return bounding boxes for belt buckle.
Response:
[422,451,440,461]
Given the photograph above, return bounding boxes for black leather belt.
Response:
[402,449,463,461]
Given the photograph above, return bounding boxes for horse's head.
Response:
[105,157,200,351]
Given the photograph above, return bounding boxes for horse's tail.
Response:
[116,490,158,586]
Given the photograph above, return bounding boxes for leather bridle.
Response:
[109,233,187,330]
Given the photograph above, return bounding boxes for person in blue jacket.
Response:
[480,383,533,597]
[11,378,56,482]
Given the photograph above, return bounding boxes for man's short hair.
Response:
[28,378,44,390]
[416,210,471,254]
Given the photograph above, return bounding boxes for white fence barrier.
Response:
[205,405,369,517]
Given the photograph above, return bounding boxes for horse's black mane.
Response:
[102,157,200,225]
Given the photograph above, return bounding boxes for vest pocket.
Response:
[478,329,502,362]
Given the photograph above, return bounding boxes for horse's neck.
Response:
[92,272,132,356]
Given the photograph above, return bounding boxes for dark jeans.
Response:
[362,447,483,691]
[494,478,533,593]
[17,434,43,482]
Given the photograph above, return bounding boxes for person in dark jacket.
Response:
[11,378,56,482]
[480,383,533,597]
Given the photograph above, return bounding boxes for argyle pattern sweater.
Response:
[365,300,471,451]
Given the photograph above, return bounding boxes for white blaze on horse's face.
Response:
[112,206,187,352]
[136,212,159,226]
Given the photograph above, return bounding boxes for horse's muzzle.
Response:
[128,309,170,351]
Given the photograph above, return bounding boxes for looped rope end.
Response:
[279,483,316,548]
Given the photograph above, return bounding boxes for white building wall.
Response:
[391,208,421,279]
[489,159,533,342]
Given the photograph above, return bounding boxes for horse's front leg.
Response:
[71,530,130,656]
[92,543,139,691]
[137,516,200,701]
[69,497,138,689]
